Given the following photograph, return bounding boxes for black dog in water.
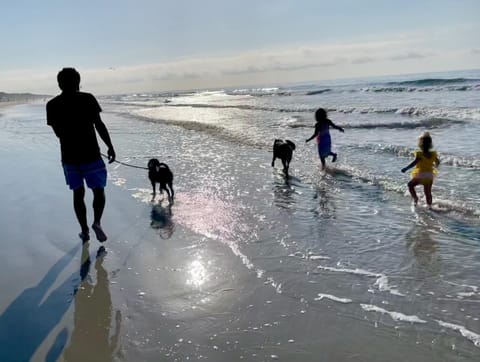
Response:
[147,158,174,200]
[271,139,296,177]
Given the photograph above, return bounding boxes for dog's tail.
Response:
[286,140,296,150]
[158,162,170,170]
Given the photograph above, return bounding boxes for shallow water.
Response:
[103,70,480,360]
[1,69,480,361]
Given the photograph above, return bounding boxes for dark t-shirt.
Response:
[47,92,102,164]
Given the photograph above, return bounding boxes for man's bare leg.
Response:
[92,188,107,242]
[73,187,90,242]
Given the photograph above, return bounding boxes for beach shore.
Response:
[0,100,20,107]
[1,102,479,362]
[0,100,26,111]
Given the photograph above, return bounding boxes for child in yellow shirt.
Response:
[401,132,440,207]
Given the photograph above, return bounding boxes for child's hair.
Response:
[315,108,327,122]
[418,131,433,153]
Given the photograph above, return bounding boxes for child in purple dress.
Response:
[305,108,344,169]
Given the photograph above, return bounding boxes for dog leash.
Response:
[101,153,148,170]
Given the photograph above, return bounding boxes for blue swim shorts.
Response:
[63,159,107,190]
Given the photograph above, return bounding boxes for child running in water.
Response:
[305,108,344,169]
[401,131,440,207]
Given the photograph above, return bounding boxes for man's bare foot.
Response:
[79,231,90,243]
[92,223,107,242]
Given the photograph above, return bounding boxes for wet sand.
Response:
[0,103,478,361]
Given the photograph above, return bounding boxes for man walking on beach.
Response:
[47,68,116,242]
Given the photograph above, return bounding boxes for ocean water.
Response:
[100,69,480,359]
[2,69,479,360]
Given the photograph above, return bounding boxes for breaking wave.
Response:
[360,78,480,93]
[346,118,464,130]
[123,111,269,149]
[316,165,480,217]
[352,144,480,169]
[305,89,332,95]
[388,78,480,87]
[287,117,465,130]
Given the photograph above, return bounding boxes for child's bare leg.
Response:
[329,152,337,162]
[320,156,326,170]
[407,179,419,205]
[424,183,433,207]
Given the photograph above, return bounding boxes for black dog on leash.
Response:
[271,139,296,177]
[147,158,174,200]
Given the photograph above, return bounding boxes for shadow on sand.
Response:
[60,245,121,362]
[0,243,119,361]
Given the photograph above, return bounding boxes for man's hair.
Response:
[57,68,81,91]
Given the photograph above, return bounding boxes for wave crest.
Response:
[287,117,465,130]
[388,78,480,86]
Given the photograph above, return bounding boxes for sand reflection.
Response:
[174,191,255,270]
[63,246,121,362]
[272,178,296,210]
[406,212,440,276]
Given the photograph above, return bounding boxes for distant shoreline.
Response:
[0,101,28,112]
[0,100,29,107]
[0,94,49,111]
[0,92,50,106]
[0,100,46,112]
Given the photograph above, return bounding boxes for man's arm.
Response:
[93,113,116,163]
[46,101,61,138]
[49,125,61,138]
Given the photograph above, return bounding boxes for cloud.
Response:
[84,39,422,83]
[0,69,56,94]
[0,36,467,94]
[388,51,434,61]
[351,56,375,64]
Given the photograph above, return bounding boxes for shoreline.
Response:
[0,99,47,110]
[0,102,479,361]
[0,100,26,109]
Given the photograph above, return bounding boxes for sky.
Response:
[1,0,479,95]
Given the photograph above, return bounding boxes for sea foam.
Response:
[437,320,480,347]
[317,265,405,297]
[361,304,426,324]
[314,293,352,303]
